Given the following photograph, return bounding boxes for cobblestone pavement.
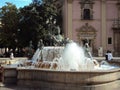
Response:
[0,87,17,90]
[0,86,17,90]
[0,84,41,90]
[0,83,39,90]
[0,82,17,90]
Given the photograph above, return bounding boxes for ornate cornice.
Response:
[79,0,94,4]
[77,23,96,32]
[76,23,96,40]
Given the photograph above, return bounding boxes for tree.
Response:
[0,2,19,51]
[18,3,43,49]
[18,0,60,48]
[40,0,63,45]
[32,0,42,5]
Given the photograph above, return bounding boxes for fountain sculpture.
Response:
[2,26,120,90]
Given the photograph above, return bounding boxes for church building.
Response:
[57,0,120,56]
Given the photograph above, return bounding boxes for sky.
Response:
[0,0,32,8]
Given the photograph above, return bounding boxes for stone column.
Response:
[62,0,67,38]
[67,0,73,39]
[101,0,107,51]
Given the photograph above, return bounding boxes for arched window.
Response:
[83,9,90,20]
[80,0,94,20]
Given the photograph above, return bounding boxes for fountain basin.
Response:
[2,60,120,90]
[17,68,120,90]
[3,66,17,84]
[1,44,120,90]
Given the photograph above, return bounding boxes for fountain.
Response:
[2,28,120,90]
[2,40,120,90]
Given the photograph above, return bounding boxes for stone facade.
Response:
[60,0,120,56]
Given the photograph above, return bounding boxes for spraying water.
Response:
[59,42,87,71]
[16,42,118,71]
[32,48,40,62]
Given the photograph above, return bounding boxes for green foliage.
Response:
[32,0,42,5]
[18,0,60,48]
[0,0,62,50]
[18,4,44,48]
[0,2,19,49]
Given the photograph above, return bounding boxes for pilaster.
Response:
[101,0,107,51]
[67,0,73,39]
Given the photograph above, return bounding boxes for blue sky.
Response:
[0,0,32,8]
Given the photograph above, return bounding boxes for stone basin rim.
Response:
[17,67,120,73]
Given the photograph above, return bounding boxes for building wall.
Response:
[63,0,118,56]
[106,0,117,51]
